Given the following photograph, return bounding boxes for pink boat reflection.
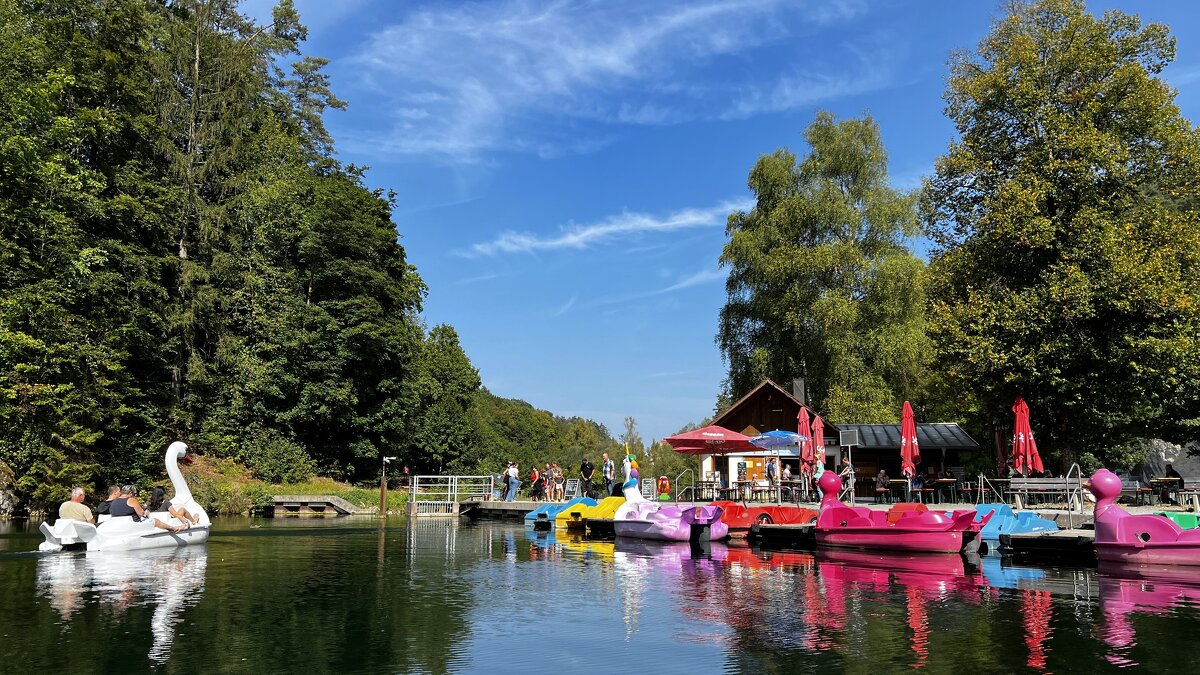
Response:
[1097,563,1200,667]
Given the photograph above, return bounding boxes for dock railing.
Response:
[1063,462,1084,529]
[674,468,696,503]
[976,474,1006,504]
[410,475,495,516]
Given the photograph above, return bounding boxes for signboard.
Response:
[839,429,860,447]
[564,478,581,499]
[641,479,656,499]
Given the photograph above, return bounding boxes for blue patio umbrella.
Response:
[749,430,810,449]
[749,430,810,503]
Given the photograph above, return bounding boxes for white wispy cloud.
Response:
[552,294,577,317]
[591,266,728,308]
[347,0,882,161]
[463,198,752,257]
[450,271,509,286]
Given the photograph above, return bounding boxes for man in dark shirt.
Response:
[1164,464,1184,504]
[580,458,595,499]
[94,485,120,517]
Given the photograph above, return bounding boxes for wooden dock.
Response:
[749,523,816,547]
[1000,528,1097,565]
[457,500,537,519]
[585,518,615,537]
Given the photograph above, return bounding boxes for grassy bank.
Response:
[182,456,409,516]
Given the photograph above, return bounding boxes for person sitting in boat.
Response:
[58,487,95,525]
[94,485,120,519]
[147,486,199,525]
[110,486,188,533]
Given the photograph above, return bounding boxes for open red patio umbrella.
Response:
[664,425,755,455]
[1012,396,1044,476]
[900,401,920,478]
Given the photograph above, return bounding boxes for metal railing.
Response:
[1063,462,1084,529]
[674,468,696,503]
[976,474,1006,504]
[838,472,856,502]
[410,475,495,516]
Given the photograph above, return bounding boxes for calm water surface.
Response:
[1,517,1198,673]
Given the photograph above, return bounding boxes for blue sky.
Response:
[245,0,1200,442]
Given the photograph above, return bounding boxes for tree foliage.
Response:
[718,112,930,422]
[0,0,617,511]
[921,0,1200,469]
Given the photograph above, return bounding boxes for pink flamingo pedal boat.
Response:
[1088,468,1200,565]
[814,472,989,553]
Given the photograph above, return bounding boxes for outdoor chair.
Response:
[874,487,891,504]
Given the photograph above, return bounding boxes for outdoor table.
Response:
[752,484,781,502]
[932,479,958,503]
[889,479,910,502]
[1150,477,1182,505]
[732,481,756,502]
[781,480,808,503]
[697,481,718,500]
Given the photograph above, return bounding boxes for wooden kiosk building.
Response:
[701,379,981,493]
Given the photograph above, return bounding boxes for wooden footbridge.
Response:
[271,495,368,516]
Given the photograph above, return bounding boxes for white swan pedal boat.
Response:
[39,441,210,552]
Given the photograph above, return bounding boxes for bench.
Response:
[1120,479,1154,506]
[1008,477,1081,510]
[1176,478,1200,511]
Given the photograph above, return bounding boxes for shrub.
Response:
[246,434,316,484]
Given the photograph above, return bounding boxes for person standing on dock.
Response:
[580,457,595,499]
[505,463,519,501]
[602,453,615,497]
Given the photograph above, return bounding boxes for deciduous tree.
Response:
[921,0,1200,468]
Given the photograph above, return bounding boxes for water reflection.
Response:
[6,520,1200,672]
[1097,563,1200,668]
[35,546,207,663]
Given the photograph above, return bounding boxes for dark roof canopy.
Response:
[838,423,979,450]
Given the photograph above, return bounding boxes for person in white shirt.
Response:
[505,463,520,501]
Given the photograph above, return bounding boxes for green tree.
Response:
[921,0,1200,469]
[0,0,175,508]
[718,112,930,422]
[402,325,481,473]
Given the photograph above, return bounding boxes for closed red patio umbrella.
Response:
[1012,396,1044,476]
[900,401,920,478]
[810,414,825,468]
[798,408,813,463]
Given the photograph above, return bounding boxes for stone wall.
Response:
[0,460,15,516]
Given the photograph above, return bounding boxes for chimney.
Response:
[792,378,806,405]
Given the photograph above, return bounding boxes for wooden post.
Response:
[379,465,387,518]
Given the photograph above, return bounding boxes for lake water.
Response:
[1,517,1198,673]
